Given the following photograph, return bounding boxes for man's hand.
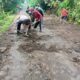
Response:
[31,21,37,26]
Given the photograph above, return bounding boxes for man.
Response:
[32,9,43,32]
[16,14,31,35]
[26,7,35,22]
[35,6,44,27]
[26,7,34,15]
[61,8,68,20]
[8,11,31,35]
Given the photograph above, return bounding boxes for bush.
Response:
[0,11,15,33]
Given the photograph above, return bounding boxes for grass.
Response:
[0,12,15,33]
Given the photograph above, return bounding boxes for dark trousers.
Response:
[34,21,42,32]
[17,21,22,33]
[17,19,31,34]
[61,16,67,20]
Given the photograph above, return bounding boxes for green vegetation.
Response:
[0,0,23,13]
[56,0,80,24]
[0,11,15,33]
[42,0,80,24]
[0,0,18,33]
[27,0,39,7]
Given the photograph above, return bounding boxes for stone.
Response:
[0,47,7,53]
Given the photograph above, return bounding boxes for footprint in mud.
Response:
[47,45,58,52]
[72,57,80,64]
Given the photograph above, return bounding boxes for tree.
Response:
[0,0,24,12]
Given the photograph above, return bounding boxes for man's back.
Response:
[32,9,42,21]
[16,13,31,23]
[35,7,44,16]
[61,8,68,16]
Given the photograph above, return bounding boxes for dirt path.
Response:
[0,15,80,80]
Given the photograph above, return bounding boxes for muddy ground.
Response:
[0,15,80,80]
